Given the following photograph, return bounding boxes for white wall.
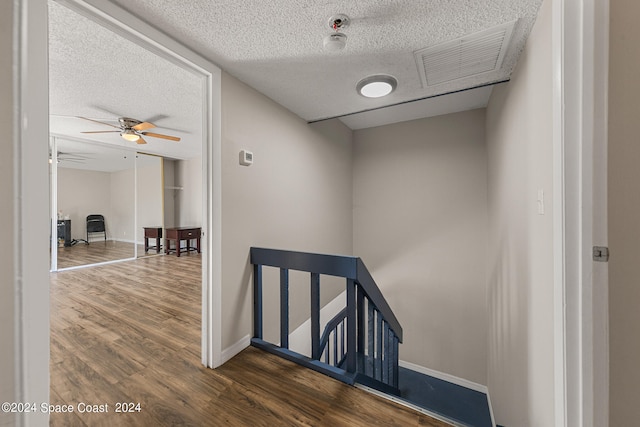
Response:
[220,72,353,349]
[175,156,202,227]
[136,157,164,242]
[57,167,112,240]
[609,0,640,423]
[484,0,555,425]
[353,109,489,385]
[0,1,16,425]
[163,159,176,228]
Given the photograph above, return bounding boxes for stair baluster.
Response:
[250,247,403,396]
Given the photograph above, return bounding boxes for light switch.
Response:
[537,189,545,215]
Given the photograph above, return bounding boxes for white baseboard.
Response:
[398,360,488,394]
[220,334,251,365]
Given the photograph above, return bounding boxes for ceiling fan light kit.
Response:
[323,14,350,52]
[121,129,141,142]
[357,74,398,98]
[79,115,181,145]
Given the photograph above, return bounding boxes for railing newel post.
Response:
[253,263,263,339]
[383,321,390,384]
[280,268,289,349]
[311,272,321,360]
[394,335,400,388]
[356,284,365,374]
[376,310,383,381]
[346,278,357,373]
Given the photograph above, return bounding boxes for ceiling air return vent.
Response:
[414,20,516,87]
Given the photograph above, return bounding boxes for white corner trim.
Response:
[220,334,252,365]
[398,360,488,394]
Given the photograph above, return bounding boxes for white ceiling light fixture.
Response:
[323,14,350,52]
[356,75,398,98]
[121,129,141,142]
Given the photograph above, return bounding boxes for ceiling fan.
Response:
[79,116,181,144]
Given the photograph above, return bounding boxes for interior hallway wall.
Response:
[353,109,489,385]
[220,72,353,350]
[484,0,555,424]
[0,1,16,424]
[608,0,640,423]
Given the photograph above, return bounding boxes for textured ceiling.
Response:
[108,0,543,122]
[49,0,543,154]
[49,0,203,160]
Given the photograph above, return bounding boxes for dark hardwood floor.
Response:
[50,253,450,426]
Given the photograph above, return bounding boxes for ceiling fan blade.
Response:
[136,136,148,145]
[81,131,121,134]
[77,116,121,129]
[144,114,169,124]
[132,121,156,131]
[141,132,181,142]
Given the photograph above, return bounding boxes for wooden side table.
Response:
[143,226,163,253]
[165,227,201,257]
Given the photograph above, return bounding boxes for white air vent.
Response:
[414,20,517,87]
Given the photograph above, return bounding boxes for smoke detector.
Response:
[323,14,350,52]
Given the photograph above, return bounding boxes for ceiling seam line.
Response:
[306,79,510,124]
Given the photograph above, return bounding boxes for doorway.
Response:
[47,0,222,368]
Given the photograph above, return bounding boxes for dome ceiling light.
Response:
[356,75,398,98]
[323,14,350,52]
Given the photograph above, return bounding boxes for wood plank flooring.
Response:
[50,254,450,426]
[56,240,162,269]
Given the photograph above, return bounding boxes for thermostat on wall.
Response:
[239,149,253,166]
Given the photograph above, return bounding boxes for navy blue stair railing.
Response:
[250,247,403,396]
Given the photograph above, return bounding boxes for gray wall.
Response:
[0,1,16,425]
[485,0,555,424]
[220,72,353,349]
[352,109,489,385]
[609,0,640,423]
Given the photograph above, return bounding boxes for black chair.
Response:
[86,214,106,243]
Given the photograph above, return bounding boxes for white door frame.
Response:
[13,6,222,424]
[54,0,223,369]
[13,1,51,425]
[554,0,609,426]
